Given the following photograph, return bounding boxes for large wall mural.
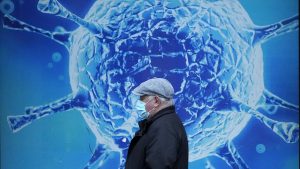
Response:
[0,0,298,169]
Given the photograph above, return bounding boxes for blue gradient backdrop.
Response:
[0,0,298,169]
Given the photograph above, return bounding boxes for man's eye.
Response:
[140,96,147,101]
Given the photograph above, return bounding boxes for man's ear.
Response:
[154,96,161,107]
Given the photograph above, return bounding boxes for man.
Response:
[125,78,189,169]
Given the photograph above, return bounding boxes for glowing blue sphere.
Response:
[68,0,262,164]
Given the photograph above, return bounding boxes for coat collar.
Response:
[136,106,175,136]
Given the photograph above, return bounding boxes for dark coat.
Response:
[125,106,189,169]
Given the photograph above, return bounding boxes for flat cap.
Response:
[132,78,174,99]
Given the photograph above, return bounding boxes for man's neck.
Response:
[148,104,172,118]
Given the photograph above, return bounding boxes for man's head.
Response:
[132,78,174,118]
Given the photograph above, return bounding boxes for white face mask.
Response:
[132,96,155,121]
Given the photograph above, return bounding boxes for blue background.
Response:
[0,0,298,169]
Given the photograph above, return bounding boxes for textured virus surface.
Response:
[3,0,299,168]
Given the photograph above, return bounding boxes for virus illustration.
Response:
[3,0,299,168]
